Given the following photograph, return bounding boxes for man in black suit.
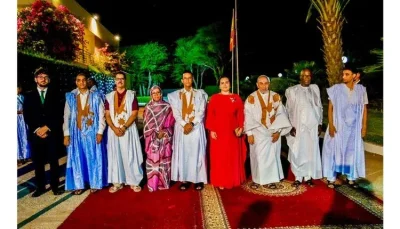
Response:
[23,67,64,197]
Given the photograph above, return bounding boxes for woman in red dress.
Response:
[206,76,247,189]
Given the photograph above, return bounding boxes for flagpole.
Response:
[231,49,234,93]
[231,8,235,93]
[235,0,239,95]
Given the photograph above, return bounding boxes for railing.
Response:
[75,48,94,66]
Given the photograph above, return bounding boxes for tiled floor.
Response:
[361,152,383,199]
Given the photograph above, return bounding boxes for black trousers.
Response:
[30,134,60,192]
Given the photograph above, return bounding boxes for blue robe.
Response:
[17,94,31,160]
[65,91,108,190]
[322,84,368,180]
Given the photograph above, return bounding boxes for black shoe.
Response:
[194,182,204,191]
[179,182,191,191]
[291,180,301,188]
[31,190,45,198]
[53,189,65,196]
[306,179,315,187]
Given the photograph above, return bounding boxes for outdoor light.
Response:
[278,73,283,78]
[93,14,99,20]
[114,35,120,41]
[342,56,348,63]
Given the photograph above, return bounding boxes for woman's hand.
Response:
[211,131,217,140]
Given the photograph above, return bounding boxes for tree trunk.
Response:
[147,71,152,95]
[314,0,346,86]
[196,66,200,89]
[213,68,219,85]
[141,84,145,97]
[321,15,344,86]
[218,66,224,79]
[200,68,206,89]
[139,85,143,96]
[190,64,198,89]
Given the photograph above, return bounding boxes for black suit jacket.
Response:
[23,87,63,138]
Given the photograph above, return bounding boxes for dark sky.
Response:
[76,0,383,77]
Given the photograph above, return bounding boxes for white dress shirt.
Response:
[34,87,49,133]
[37,87,48,99]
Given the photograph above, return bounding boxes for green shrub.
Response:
[137,96,151,104]
[204,85,219,97]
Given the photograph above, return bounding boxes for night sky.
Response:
[76,0,383,78]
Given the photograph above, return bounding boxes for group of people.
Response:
[17,65,368,198]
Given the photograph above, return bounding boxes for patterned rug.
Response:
[201,179,383,229]
[59,179,382,229]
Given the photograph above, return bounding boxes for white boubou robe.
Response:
[285,84,323,180]
[167,88,208,183]
[106,90,143,186]
[244,90,292,185]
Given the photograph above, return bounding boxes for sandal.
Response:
[194,183,204,191]
[179,182,191,191]
[109,185,123,193]
[327,181,336,189]
[90,189,99,193]
[266,183,277,189]
[250,182,260,190]
[306,179,315,187]
[131,185,142,192]
[347,179,359,188]
[73,189,83,195]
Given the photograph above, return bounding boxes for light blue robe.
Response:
[106,90,143,186]
[322,84,368,181]
[65,91,108,190]
[17,94,31,160]
[168,89,208,184]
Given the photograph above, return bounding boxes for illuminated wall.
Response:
[17,0,119,56]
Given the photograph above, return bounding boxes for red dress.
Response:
[205,93,247,188]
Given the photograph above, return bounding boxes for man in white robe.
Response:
[245,75,292,189]
[105,71,143,193]
[285,69,323,188]
[167,71,208,191]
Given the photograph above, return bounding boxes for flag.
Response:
[229,11,235,52]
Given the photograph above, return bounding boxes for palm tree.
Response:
[306,0,350,86]
[363,38,383,73]
[284,60,324,79]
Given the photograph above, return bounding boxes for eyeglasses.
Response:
[151,92,161,95]
[36,75,49,80]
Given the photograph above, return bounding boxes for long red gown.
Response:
[205,93,247,188]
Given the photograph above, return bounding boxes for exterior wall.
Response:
[17,0,119,61]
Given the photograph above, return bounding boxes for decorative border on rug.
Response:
[264,224,383,229]
[200,184,230,229]
[335,185,383,220]
[241,180,307,197]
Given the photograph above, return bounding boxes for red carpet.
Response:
[218,180,383,228]
[59,180,382,228]
[59,184,203,229]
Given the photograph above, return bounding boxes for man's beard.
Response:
[38,82,48,87]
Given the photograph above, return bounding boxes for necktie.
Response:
[40,90,45,104]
